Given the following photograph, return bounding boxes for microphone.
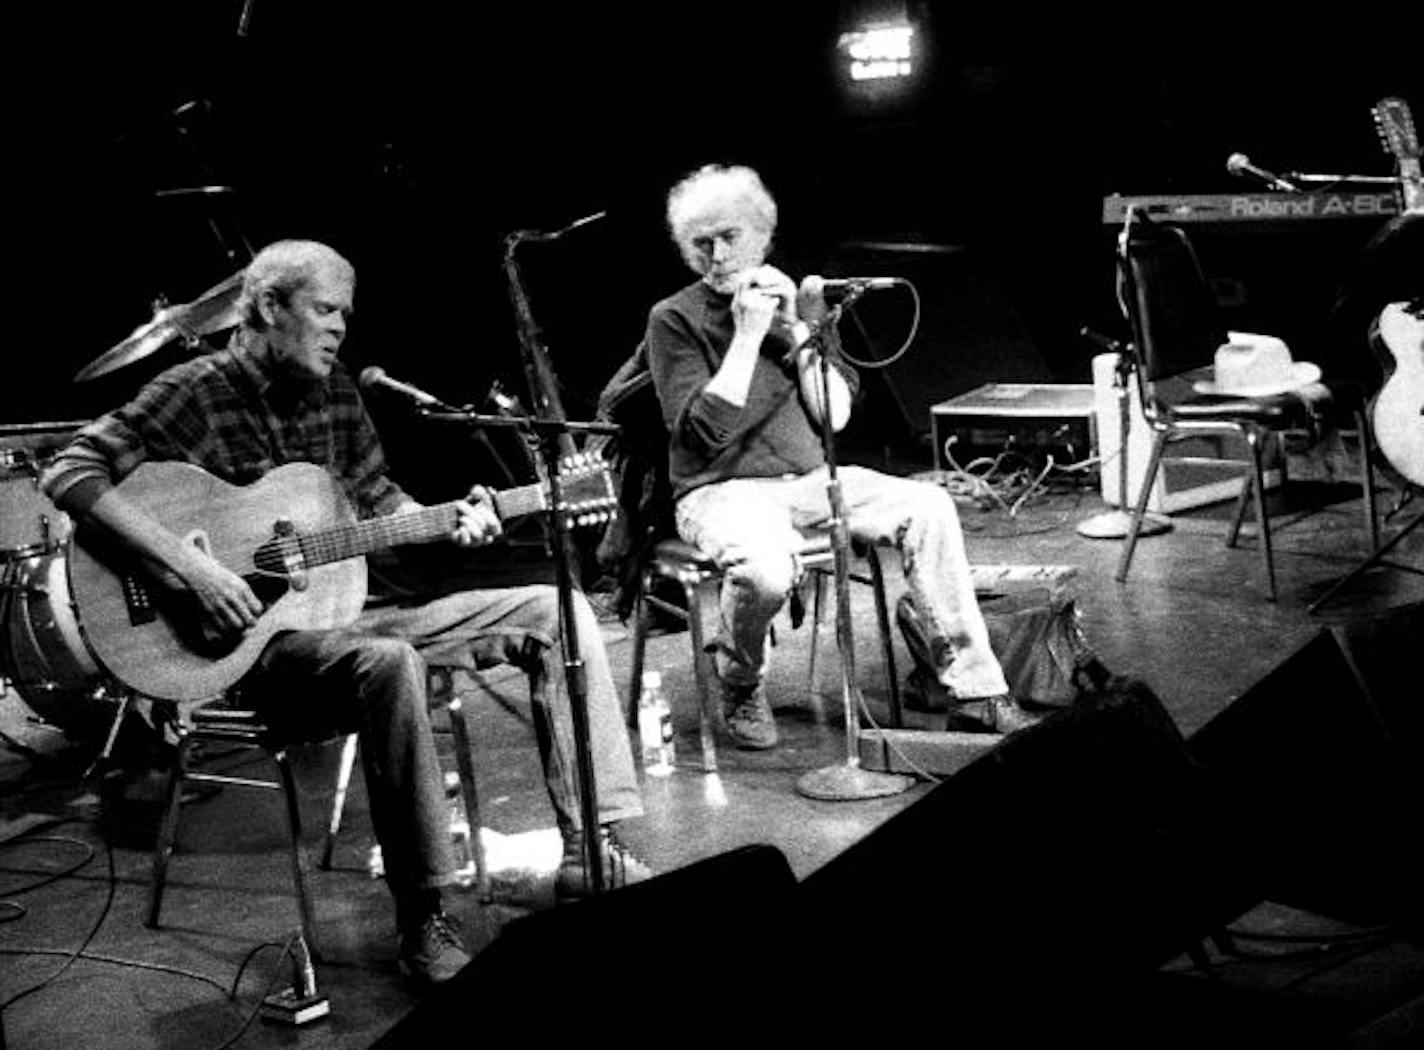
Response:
[1225,152,1300,193]
[1282,170,1402,186]
[802,275,902,303]
[359,366,450,410]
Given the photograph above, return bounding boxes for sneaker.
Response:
[555,825,654,902]
[719,679,778,750]
[398,910,471,987]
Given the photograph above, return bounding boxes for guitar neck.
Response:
[296,481,548,567]
[1400,159,1423,212]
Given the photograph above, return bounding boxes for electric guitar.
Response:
[66,456,616,702]
[1369,302,1424,489]
[1373,95,1422,213]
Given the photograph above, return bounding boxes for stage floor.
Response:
[4,461,1423,1048]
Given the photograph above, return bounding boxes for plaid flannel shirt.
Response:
[43,344,408,519]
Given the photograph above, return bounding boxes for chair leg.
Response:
[1244,431,1278,602]
[679,568,719,773]
[1356,407,1380,550]
[1116,430,1170,582]
[147,730,194,929]
[626,568,651,732]
[271,746,320,961]
[319,734,359,870]
[1226,465,1254,548]
[807,571,827,723]
[445,695,490,902]
[865,546,902,728]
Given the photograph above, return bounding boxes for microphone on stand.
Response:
[1226,152,1301,193]
[1282,170,1403,186]
[800,275,904,307]
[358,366,453,410]
[818,276,903,299]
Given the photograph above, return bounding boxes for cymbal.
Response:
[75,270,244,382]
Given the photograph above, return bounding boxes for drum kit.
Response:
[2,269,244,751]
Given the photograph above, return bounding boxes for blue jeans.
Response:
[247,583,642,900]
[675,466,1008,701]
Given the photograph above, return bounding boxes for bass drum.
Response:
[1,450,71,558]
[2,551,118,742]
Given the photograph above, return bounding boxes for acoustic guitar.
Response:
[1365,98,1424,488]
[66,456,615,702]
[1370,302,1424,489]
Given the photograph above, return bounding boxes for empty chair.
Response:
[1114,211,1379,601]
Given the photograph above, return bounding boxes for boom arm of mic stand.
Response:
[420,408,620,440]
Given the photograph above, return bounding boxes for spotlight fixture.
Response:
[838,22,915,82]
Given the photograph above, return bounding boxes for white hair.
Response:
[237,240,354,331]
[665,164,778,247]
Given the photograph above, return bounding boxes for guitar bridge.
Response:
[121,574,157,626]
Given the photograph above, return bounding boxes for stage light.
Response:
[839,23,915,82]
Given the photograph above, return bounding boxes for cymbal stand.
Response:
[794,292,914,801]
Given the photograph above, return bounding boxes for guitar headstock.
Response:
[1373,96,1419,163]
[1373,96,1422,212]
[554,450,617,527]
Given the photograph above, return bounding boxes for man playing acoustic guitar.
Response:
[42,240,650,987]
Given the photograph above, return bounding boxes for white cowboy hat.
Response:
[1193,331,1321,397]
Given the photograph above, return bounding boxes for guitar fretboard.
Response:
[256,480,552,571]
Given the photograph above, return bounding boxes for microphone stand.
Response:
[1076,330,1172,540]
[793,291,915,802]
[422,404,620,895]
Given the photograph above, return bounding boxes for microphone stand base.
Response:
[795,763,915,802]
[260,988,331,1026]
[1075,509,1172,540]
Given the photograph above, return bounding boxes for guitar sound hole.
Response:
[244,572,291,610]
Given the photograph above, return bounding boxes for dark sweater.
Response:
[644,280,860,501]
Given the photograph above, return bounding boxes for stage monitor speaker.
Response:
[825,241,1054,440]
[800,677,1252,992]
[1186,603,1424,927]
[370,844,799,1047]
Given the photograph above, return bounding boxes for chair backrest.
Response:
[592,341,677,618]
[1116,212,1229,386]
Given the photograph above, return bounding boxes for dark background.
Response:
[6,2,1419,497]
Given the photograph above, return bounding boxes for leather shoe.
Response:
[948,695,1043,735]
[986,695,1043,734]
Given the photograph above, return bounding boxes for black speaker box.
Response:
[826,241,1054,440]
[370,844,799,1047]
[800,679,1253,1012]
[1187,603,1424,927]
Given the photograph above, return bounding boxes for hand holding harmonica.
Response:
[735,265,799,327]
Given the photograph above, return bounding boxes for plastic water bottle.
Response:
[637,670,675,776]
[444,771,477,886]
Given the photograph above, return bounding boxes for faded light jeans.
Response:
[675,466,1008,702]
[246,583,643,902]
